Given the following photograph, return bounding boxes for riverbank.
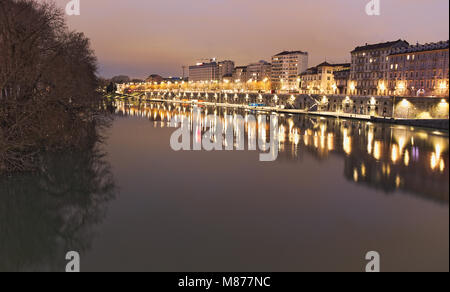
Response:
[111,93,449,131]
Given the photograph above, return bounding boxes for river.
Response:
[1,100,448,272]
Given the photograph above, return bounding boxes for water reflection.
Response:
[115,100,449,204]
[0,146,116,272]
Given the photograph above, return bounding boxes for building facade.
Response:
[349,40,409,96]
[299,62,350,95]
[387,41,449,97]
[189,60,218,82]
[232,66,248,83]
[271,51,309,92]
[247,60,271,82]
[218,60,235,81]
[189,59,235,82]
[334,68,351,95]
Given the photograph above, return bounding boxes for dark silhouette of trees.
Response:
[0,141,116,271]
[110,75,130,84]
[106,82,117,94]
[0,0,106,173]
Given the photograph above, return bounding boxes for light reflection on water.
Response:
[1,99,448,272]
[116,100,449,204]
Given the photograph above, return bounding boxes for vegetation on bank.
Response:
[0,0,108,173]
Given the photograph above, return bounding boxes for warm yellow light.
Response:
[327,133,334,151]
[353,169,359,182]
[400,99,410,107]
[404,150,410,166]
[435,143,442,160]
[343,129,352,155]
[431,153,438,170]
[395,176,401,188]
[391,144,399,163]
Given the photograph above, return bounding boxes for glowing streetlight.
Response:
[349,82,356,92]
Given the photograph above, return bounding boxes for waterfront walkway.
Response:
[112,94,448,130]
[146,98,373,121]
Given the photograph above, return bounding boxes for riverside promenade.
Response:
[111,92,449,130]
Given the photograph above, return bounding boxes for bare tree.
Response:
[0,0,106,173]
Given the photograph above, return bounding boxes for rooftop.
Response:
[351,39,409,53]
[390,40,449,55]
[300,62,350,75]
[274,50,308,56]
[316,62,350,68]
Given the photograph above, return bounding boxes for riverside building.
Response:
[299,62,350,95]
[387,40,449,97]
[271,51,309,92]
[349,40,409,96]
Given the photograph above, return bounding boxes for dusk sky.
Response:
[55,0,449,79]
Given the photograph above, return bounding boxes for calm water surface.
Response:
[1,101,448,272]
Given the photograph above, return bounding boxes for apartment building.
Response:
[247,60,271,82]
[218,60,235,81]
[271,51,309,92]
[349,40,409,96]
[189,60,218,82]
[189,59,235,82]
[299,62,350,95]
[232,66,248,83]
[334,68,351,95]
[387,40,449,97]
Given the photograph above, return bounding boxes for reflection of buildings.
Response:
[115,100,449,204]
